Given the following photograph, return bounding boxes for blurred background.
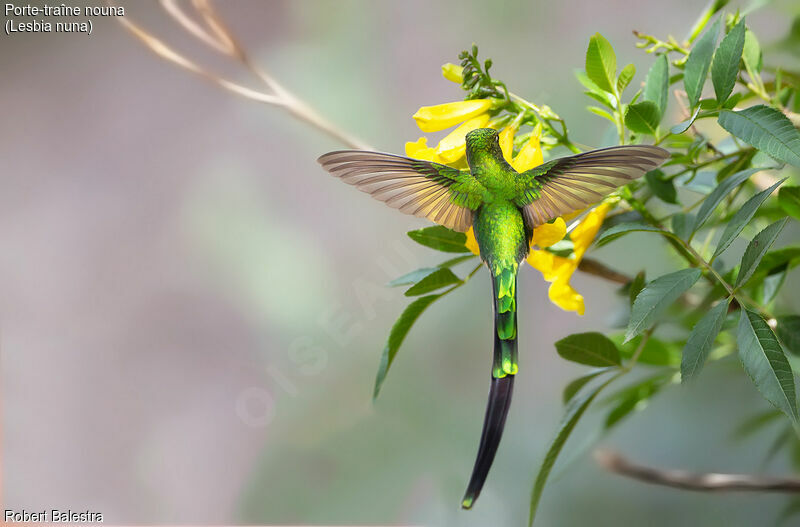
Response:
[2,0,800,525]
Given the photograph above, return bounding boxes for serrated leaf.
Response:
[645,169,678,203]
[776,316,800,356]
[595,222,664,246]
[712,179,785,259]
[737,308,798,421]
[684,18,720,108]
[671,107,701,134]
[529,375,616,526]
[711,18,746,104]
[562,369,610,404]
[671,212,694,240]
[711,18,745,105]
[735,245,800,290]
[718,105,800,167]
[778,186,800,220]
[693,167,762,233]
[644,54,669,117]
[626,268,702,342]
[617,63,636,93]
[373,294,440,399]
[585,33,617,94]
[681,299,730,382]
[407,226,470,253]
[555,332,622,367]
[625,101,661,135]
[404,267,461,296]
[736,218,789,287]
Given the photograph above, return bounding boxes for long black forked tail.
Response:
[461,268,518,509]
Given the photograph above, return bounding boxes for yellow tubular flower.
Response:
[549,278,585,315]
[498,125,516,162]
[511,123,543,172]
[442,63,464,84]
[405,137,438,161]
[531,217,566,247]
[571,203,610,259]
[435,113,491,163]
[465,227,480,255]
[413,99,493,133]
[526,203,611,315]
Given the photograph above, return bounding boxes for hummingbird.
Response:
[318,128,668,509]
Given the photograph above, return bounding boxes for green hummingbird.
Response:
[318,128,668,509]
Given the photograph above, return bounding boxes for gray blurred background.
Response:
[2,1,799,525]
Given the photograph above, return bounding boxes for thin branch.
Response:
[577,258,632,284]
[111,0,371,150]
[595,449,800,492]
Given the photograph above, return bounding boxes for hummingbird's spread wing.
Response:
[318,150,483,232]
[513,145,669,228]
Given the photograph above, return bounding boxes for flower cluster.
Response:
[405,66,609,314]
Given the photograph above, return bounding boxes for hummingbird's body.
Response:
[318,129,668,509]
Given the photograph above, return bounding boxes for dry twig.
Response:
[110,0,371,149]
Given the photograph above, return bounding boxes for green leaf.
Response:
[626,268,702,342]
[737,308,798,421]
[670,107,701,134]
[629,271,646,308]
[736,218,789,287]
[584,90,616,109]
[615,335,682,366]
[718,105,800,167]
[374,294,440,399]
[776,316,800,356]
[671,212,694,240]
[742,29,762,74]
[625,101,661,135]
[407,226,470,253]
[562,369,610,404]
[778,186,800,220]
[389,255,475,286]
[587,106,616,123]
[693,167,761,233]
[734,245,800,290]
[712,179,785,259]
[595,222,664,246]
[617,63,636,94]
[440,254,477,267]
[388,267,437,287]
[404,268,461,296]
[529,376,616,526]
[585,33,617,94]
[555,332,622,367]
[711,18,746,104]
[681,299,730,382]
[684,18,720,108]
[645,169,678,203]
[604,376,665,429]
[644,54,669,117]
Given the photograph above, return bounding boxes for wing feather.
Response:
[318,150,483,232]
[515,145,669,228]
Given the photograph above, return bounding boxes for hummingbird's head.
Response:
[465,128,502,166]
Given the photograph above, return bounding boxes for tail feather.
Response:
[461,269,518,509]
